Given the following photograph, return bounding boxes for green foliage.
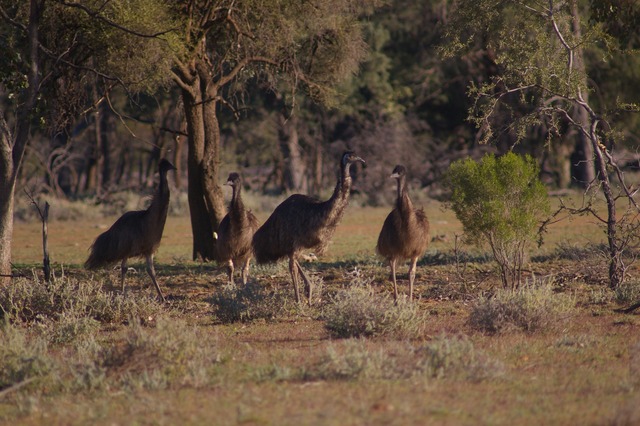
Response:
[0,322,55,391]
[468,278,574,334]
[615,280,640,305]
[211,281,289,323]
[322,279,427,339]
[0,275,165,326]
[312,339,396,380]
[445,152,550,288]
[416,334,503,381]
[101,318,220,390]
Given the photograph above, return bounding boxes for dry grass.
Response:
[3,194,640,425]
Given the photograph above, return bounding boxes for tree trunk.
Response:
[570,0,596,187]
[0,115,15,286]
[182,79,216,261]
[0,0,42,285]
[278,113,307,193]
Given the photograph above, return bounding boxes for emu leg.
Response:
[145,254,166,302]
[241,257,251,286]
[390,259,398,302]
[408,257,418,302]
[120,259,128,294]
[227,259,235,285]
[295,260,313,306]
[289,257,301,304]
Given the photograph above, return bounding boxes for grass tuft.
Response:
[0,275,165,326]
[211,281,289,323]
[416,334,503,381]
[101,317,220,390]
[467,277,574,334]
[322,278,427,339]
[0,322,56,392]
[312,339,395,380]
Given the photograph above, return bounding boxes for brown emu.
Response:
[252,151,365,304]
[376,165,430,301]
[216,172,260,285]
[84,159,176,302]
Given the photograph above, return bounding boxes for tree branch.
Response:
[55,1,178,39]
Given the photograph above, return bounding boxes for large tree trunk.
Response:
[182,82,216,261]
[179,59,226,262]
[0,0,41,285]
[278,113,307,193]
[0,116,15,286]
[570,0,596,187]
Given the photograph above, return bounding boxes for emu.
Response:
[216,172,259,285]
[376,165,430,302]
[85,159,176,302]
[252,151,365,304]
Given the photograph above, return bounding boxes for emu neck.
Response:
[329,162,353,204]
[230,185,245,220]
[396,176,413,212]
[150,169,171,215]
[320,161,353,228]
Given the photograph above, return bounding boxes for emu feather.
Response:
[85,159,176,301]
[376,165,430,301]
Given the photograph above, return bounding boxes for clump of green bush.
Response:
[311,339,396,380]
[322,279,427,339]
[416,334,503,381]
[101,317,220,390]
[304,336,502,382]
[211,281,289,323]
[0,322,56,392]
[445,152,550,288]
[468,278,574,334]
[0,275,164,327]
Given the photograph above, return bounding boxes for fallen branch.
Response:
[0,377,37,400]
[614,301,640,314]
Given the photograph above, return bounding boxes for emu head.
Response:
[390,165,407,180]
[225,172,242,187]
[159,159,177,174]
[341,151,365,167]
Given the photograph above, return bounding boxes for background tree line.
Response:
[1,0,639,283]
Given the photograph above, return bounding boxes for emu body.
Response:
[253,151,365,304]
[376,165,430,301]
[85,159,176,301]
[216,173,259,285]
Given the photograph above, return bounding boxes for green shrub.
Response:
[311,339,395,380]
[445,152,550,288]
[615,280,640,305]
[102,317,220,390]
[468,278,574,334]
[211,281,288,323]
[416,334,503,381]
[322,280,427,339]
[0,322,56,392]
[0,275,165,326]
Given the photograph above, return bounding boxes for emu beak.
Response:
[390,172,400,179]
[354,156,365,165]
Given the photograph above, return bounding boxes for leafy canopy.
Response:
[445,152,550,247]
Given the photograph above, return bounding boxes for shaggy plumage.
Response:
[216,172,260,285]
[253,151,365,304]
[376,165,430,301]
[85,159,176,301]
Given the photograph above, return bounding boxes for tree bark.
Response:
[570,0,596,187]
[0,0,42,285]
[278,113,307,193]
[172,54,232,261]
[0,115,15,286]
